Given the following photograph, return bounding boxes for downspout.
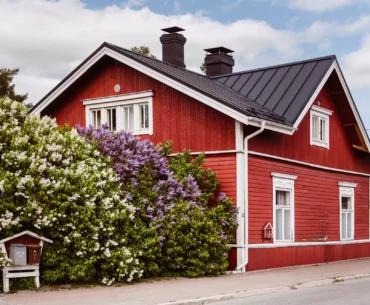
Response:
[235,120,266,272]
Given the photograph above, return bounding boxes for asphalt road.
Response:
[215,276,370,305]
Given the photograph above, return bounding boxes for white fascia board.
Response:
[31,48,108,115]
[0,230,53,244]
[292,63,335,130]
[31,47,295,134]
[102,48,251,126]
[332,61,370,152]
[247,117,294,135]
[292,61,370,152]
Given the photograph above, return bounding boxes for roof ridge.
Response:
[105,42,208,78]
[211,55,337,79]
[105,42,284,120]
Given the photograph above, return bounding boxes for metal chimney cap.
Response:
[161,26,185,33]
[204,47,234,54]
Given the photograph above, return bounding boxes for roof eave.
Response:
[31,45,292,134]
[292,60,370,153]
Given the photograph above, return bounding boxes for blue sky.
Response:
[85,0,369,59]
[0,0,369,131]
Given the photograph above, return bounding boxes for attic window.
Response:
[83,91,153,135]
[310,105,333,149]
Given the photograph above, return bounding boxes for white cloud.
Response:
[342,35,370,89]
[287,0,355,12]
[0,0,301,104]
[1,0,369,129]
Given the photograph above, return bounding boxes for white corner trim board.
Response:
[235,121,245,270]
[249,150,370,177]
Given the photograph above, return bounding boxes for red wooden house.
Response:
[31,27,370,272]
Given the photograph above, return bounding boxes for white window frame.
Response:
[83,91,153,135]
[272,173,297,243]
[339,182,357,241]
[310,105,333,149]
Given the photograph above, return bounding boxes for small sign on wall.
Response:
[263,223,273,240]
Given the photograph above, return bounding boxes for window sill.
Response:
[132,129,152,136]
[310,141,329,149]
[340,238,354,242]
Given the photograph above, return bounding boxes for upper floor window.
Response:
[310,105,333,149]
[338,182,357,241]
[272,173,297,243]
[83,91,153,135]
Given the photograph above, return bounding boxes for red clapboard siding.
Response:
[248,87,370,173]
[249,155,369,244]
[43,57,235,153]
[203,154,236,203]
[249,242,370,271]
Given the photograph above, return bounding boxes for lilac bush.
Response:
[79,126,237,276]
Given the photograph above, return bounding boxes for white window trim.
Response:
[310,105,332,149]
[339,184,356,241]
[272,173,296,244]
[83,91,153,135]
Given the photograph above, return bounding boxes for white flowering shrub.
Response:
[0,98,144,284]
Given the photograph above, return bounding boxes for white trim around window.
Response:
[339,183,356,241]
[272,173,296,244]
[310,105,332,149]
[83,91,153,135]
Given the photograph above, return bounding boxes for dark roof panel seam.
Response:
[281,61,319,118]
[271,63,305,113]
[229,74,241,89]
[244,70,266,97]
[254,68,278,101]
[239,73,253,92]
[290,62,334,123]
[261,67,291,107]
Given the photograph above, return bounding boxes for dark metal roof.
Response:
[213,55,336,124]
[105,43,286,123]
[33,42,336,129]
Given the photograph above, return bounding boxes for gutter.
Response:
[235,120,266,272]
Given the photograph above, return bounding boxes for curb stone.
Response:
[156,272,370,305]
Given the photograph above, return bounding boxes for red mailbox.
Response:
[27,245,42,265]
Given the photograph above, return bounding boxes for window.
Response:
[310,105,332,149]
[84,91,153,135]
[339,182,356,241]
[106,108,117,131]
[91,109,101,129]
[139,103,149,130]
[272,173,297,243]
[122,105,134,131]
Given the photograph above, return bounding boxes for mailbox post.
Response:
[0,230,52,293]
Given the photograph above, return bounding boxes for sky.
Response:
[0,0,370,131]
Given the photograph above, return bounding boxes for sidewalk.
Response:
[2,258,370,305]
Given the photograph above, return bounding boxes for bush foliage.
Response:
[80,127,237,277]
[0,97,237,286]
[0,98,143,285]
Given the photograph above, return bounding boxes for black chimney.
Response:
[160,26,186,68]
[204,47,234,77]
